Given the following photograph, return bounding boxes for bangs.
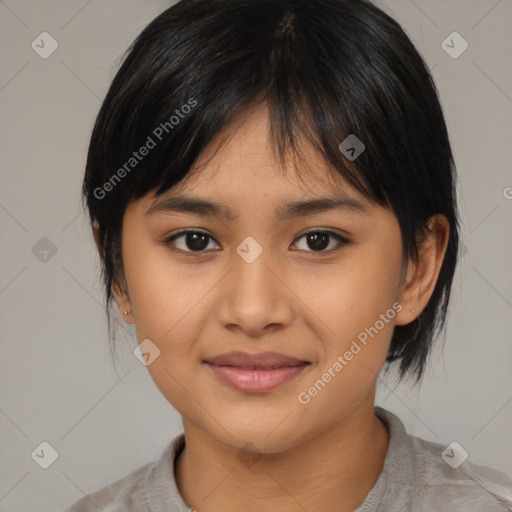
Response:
[86,1,410,217]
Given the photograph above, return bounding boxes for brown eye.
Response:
[164,230,219,253]
[292,230,349,254]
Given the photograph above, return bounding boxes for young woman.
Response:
[63,0,512,510]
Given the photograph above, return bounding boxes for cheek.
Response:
[121,237,190,340]
[294,263,399,422]
[300,240,402,373]
[302,253,401,337]
[122,248,208,411]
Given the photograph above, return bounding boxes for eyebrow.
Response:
[145,194,371,222]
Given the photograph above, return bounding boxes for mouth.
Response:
[203,351,311,393]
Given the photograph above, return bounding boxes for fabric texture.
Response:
[61,407,512,511]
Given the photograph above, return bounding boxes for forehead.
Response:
[169,104,360,199]
[132,102,382,226]
[142,113,376,223]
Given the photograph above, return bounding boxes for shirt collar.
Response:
[144,406,419,511]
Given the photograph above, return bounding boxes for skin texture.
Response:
[95,104,449,511]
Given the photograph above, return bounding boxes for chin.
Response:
[210,419,305,455]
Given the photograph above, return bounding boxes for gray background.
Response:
[0,1,511,510]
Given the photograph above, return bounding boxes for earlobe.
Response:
[118,303,134,324]
[93,220,134,324]
[112,281,134,324]
[395,259,420,326]
[395,214,450,326]
[115,295,134,324]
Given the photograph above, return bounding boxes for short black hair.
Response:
[83,0,460,382]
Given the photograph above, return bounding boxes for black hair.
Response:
[82,0,460,382]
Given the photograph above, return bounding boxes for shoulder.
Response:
[60,433,186,512]
[60,461,151,512]
[412,434,512,510]
[374,407,512,511]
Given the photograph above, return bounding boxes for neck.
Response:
[175,397,388,512]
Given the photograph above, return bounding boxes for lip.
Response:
[203,351,310,393]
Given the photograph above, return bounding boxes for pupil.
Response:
[308,232,329,251]
[187,233,209,251]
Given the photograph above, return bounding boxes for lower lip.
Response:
[204,363,309,393]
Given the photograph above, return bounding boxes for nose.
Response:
[215,244,296,337]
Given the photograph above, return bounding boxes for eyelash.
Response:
[162,229,350,257]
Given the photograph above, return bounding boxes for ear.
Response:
[395,214,450,326]
[92,220,134,324]
[112,279,134,325]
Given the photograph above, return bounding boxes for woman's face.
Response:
[116,105,410,453]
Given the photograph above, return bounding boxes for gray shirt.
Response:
[62,407,512,511]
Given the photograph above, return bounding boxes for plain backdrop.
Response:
[0,1,511,510]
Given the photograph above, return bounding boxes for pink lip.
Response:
[204,351,310,393]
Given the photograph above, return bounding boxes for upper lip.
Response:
[204,351,309,369]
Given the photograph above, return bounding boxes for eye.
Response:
[291,230,349,255]
[163,229,220,254]
[162,228,350,256]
